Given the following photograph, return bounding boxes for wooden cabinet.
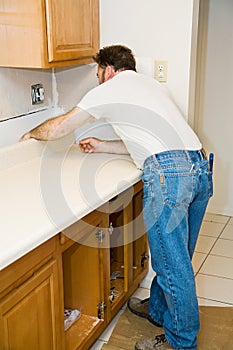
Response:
[132,182,149,284]
[0,0,99,68]
[106,188,134,320]
[98,182,149,324]
[60,210,108,350]
[0,181,148,350]
[0,238,63,350]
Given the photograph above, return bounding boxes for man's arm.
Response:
[79,137,129,155]
[20,107,94,141]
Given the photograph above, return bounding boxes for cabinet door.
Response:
[132,186,149,281]
[0,260,62,350]
[61,212,108,350]
[107,190,133,317]
[45,0,99,62]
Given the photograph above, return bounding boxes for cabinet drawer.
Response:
[0,238,56,297]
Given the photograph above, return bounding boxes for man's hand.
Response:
[79,138,129,155]
[20,132,32,141]
[79,137,105,153]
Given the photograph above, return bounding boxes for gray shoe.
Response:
[127,297,162,327]
[135,334,174,349]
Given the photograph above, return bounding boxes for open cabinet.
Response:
[60,211,109,350]
[104,182,149,323]
[107,191,133,319]
[132,182,149,283]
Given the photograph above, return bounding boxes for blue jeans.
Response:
[142,150,213,350]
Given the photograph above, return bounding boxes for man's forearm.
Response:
[28,114,67,141]
[20,107,93,141]
[100,140,129,154]
[79,137,129,155]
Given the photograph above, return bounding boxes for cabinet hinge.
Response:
[97,301,106,319]
[108,222,114,235]
[95,229,105,244]
[141,252,149,267]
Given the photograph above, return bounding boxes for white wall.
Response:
[100,0,194,117]
[197,0,233,216]
[54,64,120,141]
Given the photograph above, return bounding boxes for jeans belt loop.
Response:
[152,154,160,167]
[184,150,192,164]
[200,148,207,160]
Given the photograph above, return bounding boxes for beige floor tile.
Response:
[90,340,106,350]
[132,287,150,300]
[220,224,233,240]
[192,252,206,274]
[199,255,233,279]
[196,274,233,304]
[228,217,233,225]
[211,238,233,258]
[195,235,217,254]
[139,267,155,289]
[204,213,230,224]
[198,297,230,306]
[199,221,225,237]
[98,308,126,342]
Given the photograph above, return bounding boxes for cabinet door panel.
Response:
[0,260,61,350]
[133,188,149,280]
[45,0,99,62]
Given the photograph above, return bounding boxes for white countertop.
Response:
[0,137,142,270]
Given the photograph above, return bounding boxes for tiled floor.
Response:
[90,213,233,349]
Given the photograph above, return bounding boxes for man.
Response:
[21,45,213,350]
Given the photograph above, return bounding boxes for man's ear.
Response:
[105,66,116,81]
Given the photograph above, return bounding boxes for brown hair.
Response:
[93,45,136,72]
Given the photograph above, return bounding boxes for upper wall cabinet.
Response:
[0,0,99,68]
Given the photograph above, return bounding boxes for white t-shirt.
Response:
[78,71,201,169]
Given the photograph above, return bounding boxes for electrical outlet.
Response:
[154,61,168,82]
[31,83,45,105]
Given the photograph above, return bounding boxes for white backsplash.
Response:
[0,67,53,121]
[0,107,63,148]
